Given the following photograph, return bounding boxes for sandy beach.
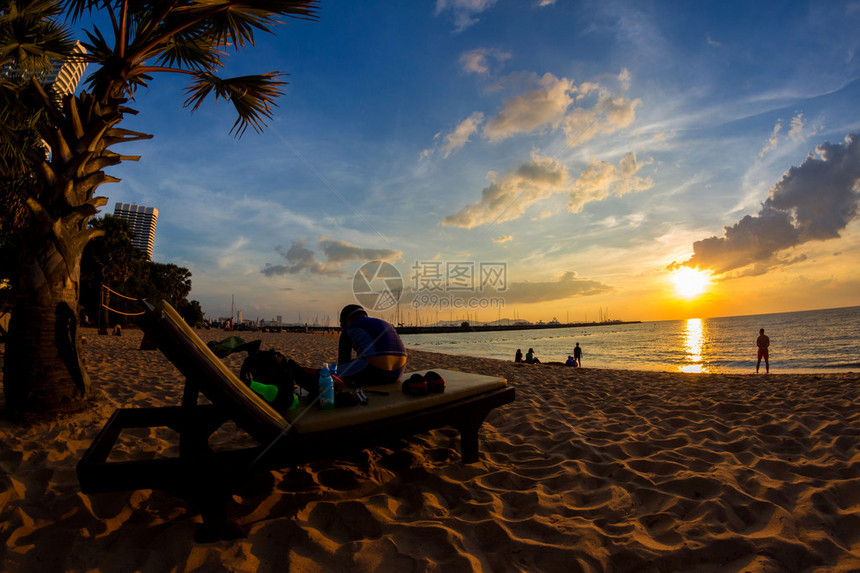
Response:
[1,327,859,572]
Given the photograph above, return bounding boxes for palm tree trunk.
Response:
[0,85,136,412]
[3,241,89,411]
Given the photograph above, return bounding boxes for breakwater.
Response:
[395,320,640,335]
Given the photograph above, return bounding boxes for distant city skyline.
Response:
[83,1,860,323]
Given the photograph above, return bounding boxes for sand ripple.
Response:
[0,328,859,571]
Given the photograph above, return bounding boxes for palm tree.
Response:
[1,0,76,231]
[2,0,319,412]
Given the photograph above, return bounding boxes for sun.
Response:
[671,267,712,299]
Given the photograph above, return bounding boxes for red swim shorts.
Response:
[757,348,769,360]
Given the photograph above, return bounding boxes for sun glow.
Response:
[671,267,712,299]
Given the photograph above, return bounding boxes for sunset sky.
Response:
[92,1,860,324]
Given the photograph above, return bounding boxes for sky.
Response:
[84,0,860,325]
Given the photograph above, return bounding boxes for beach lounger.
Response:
[77,300,515,541]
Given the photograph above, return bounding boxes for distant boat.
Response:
[548,317,561,325]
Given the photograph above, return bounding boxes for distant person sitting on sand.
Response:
[515,349,523,363]
[756,328,770,374]
[113,324,122,336]
[573,342,582,367]
[525,348,540,364]
[565,355,575,367]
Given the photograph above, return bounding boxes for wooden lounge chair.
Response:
[77,300,515,541]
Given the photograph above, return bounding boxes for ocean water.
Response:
[400,306,860,374]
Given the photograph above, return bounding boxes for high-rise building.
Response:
[1,41,88,108]
[49,41,88,108]
[113,203,159,259]
[2,41,88,157]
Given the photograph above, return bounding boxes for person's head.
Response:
[340,304,367,326]
[575,342,579,347]
[516,348,521,353]
[528,348,534,353]
[759,328,765,335]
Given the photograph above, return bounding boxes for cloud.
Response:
[483,73,575,141]
[493,234,513,243]
[262,240,339,277]
[481,69,639,147]
[262,239,402,277]
[759,120,782,158]
[500,271,614,303]
[759,114,818,158]
[442,151,571,228]
[440,112,485,158]
[320,239,402,264]
[562,90,640,148]
[675,134,860,274]
[567,152,653,213]
[425,69,639,156]
[435,0,497,31]
[443,150,653,228]
[788,113,806,141]
[460,48,511,75]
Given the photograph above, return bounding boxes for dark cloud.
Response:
[767,136,860,241]
[499,271,614,304]
[261,239,401,277]
[677,134,860,274]
[320,240,402,264]
[261,240,340,277]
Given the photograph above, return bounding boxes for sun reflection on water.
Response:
[680,318,708,373]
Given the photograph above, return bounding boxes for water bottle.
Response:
[318,363,335,410]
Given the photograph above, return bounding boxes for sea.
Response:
[400,306,860,374]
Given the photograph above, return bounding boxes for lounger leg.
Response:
[456,419,484,464]
[195,498,245,543]
[456,401,503,463]
[186,459,247,543]
[460,429,479,463]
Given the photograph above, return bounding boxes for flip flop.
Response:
[425,371,445,393]
[402,373,428,395]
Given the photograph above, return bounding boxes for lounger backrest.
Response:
[142,300,291,440]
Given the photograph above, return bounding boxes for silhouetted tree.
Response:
[177,299,204,327]
[79,216,141,321]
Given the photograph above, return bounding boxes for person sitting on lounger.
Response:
[336,304,407,387]
[245,305,407,408]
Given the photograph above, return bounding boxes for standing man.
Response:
[573,342,583,367]
[756,328,770,374]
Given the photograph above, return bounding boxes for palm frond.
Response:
[0,0,76,75]
[61,0,106,23]
[172,1,319,49]
[184,70,286,137]
[156,31,225,72]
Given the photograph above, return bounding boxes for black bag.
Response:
[239,349,296,411]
